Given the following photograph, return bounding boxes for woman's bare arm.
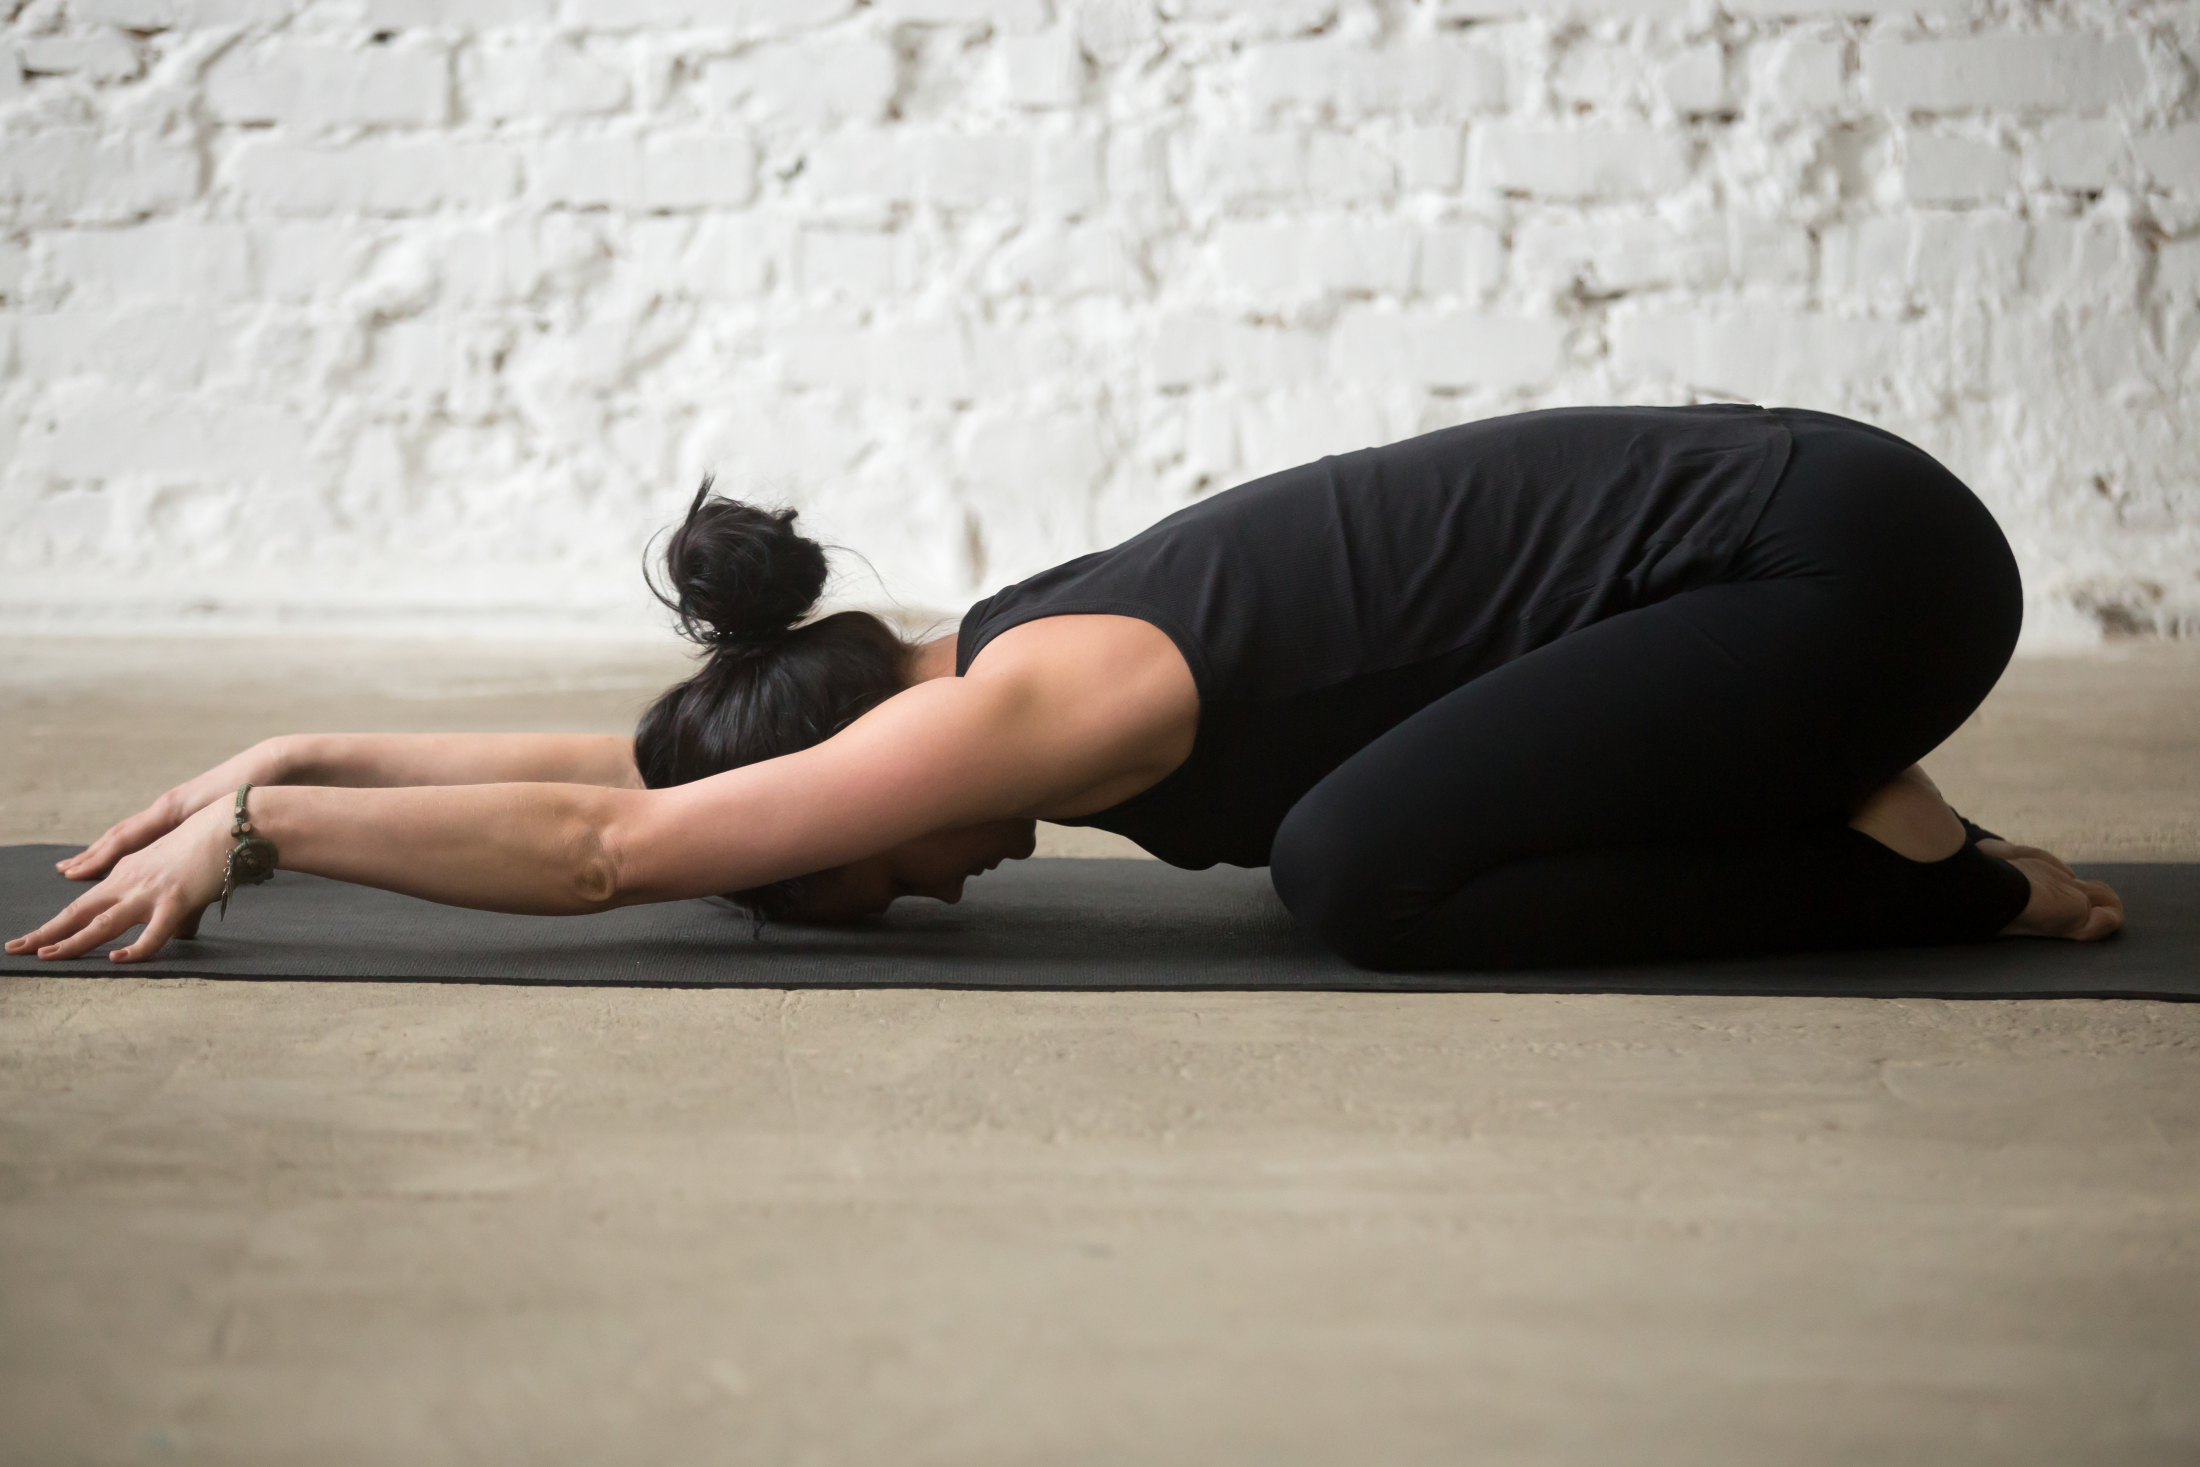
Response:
[217,675,1052,920]
[14,615,1200,961]
[58,732,639,882]
[276,634,1188,913]
[276,732,641,791]
[16,712,1009,959]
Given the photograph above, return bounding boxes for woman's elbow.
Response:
[573,788,690,911]
[571,835,621,910]
[565,799,632,912]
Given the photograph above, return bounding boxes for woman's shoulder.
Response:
[957,614,1202,819]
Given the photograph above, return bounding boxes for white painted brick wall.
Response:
[2,0,2196,644]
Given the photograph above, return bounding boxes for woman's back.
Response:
[957,404,1793,868]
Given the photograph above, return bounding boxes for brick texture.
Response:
[0,1,2193,642]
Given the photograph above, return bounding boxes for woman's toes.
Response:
[1999,858,2124,941]
[2080,881,2125,940]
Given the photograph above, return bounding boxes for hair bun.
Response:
[652,477,829,652]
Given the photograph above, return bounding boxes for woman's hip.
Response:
[1708,409,2022,742]
[1740,412,2019,610]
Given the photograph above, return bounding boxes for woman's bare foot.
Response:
[1847,764,1965,861]
[1849,765,2122,941]
[1977,839,2125,941]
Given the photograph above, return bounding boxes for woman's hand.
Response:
[58,740,287,882]
[11,799,236,963]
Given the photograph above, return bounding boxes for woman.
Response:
[10,404,2122,970]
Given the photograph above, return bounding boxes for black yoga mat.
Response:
[1,844,2191,998]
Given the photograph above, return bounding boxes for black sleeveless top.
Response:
[955,405,1794,870]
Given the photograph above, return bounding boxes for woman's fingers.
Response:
[7,889,116,955]
[111,900,199,963]
[10,886,205,962]
[57,832,118,878]
[34,899,147,961]
[58,817,133,875]
[20,809,231,962]
[59,806,173,880]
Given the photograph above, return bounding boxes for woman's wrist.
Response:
[225,783,310,883]
[248,734,307,785]
[216,784,282,914]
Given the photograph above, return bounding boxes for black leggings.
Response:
[1270,410,2033,970]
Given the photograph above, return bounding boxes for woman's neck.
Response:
[906,635,958,686]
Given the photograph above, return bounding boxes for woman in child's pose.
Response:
[12,405,2121,969]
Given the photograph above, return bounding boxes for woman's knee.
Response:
[1270,794,1411,970]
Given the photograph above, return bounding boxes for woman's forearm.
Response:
[247,782,645,915]
[53,733,632,886]
[270,733,641,790]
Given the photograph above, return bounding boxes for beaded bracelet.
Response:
[219,783,280,919]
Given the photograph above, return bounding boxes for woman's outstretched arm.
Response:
[278,732,642,790]
[58,732,640,881]
[11,616,1201,963]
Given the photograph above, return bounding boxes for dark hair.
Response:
[634,477,910,921]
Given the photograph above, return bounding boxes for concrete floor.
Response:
[2,636,2197,1466]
